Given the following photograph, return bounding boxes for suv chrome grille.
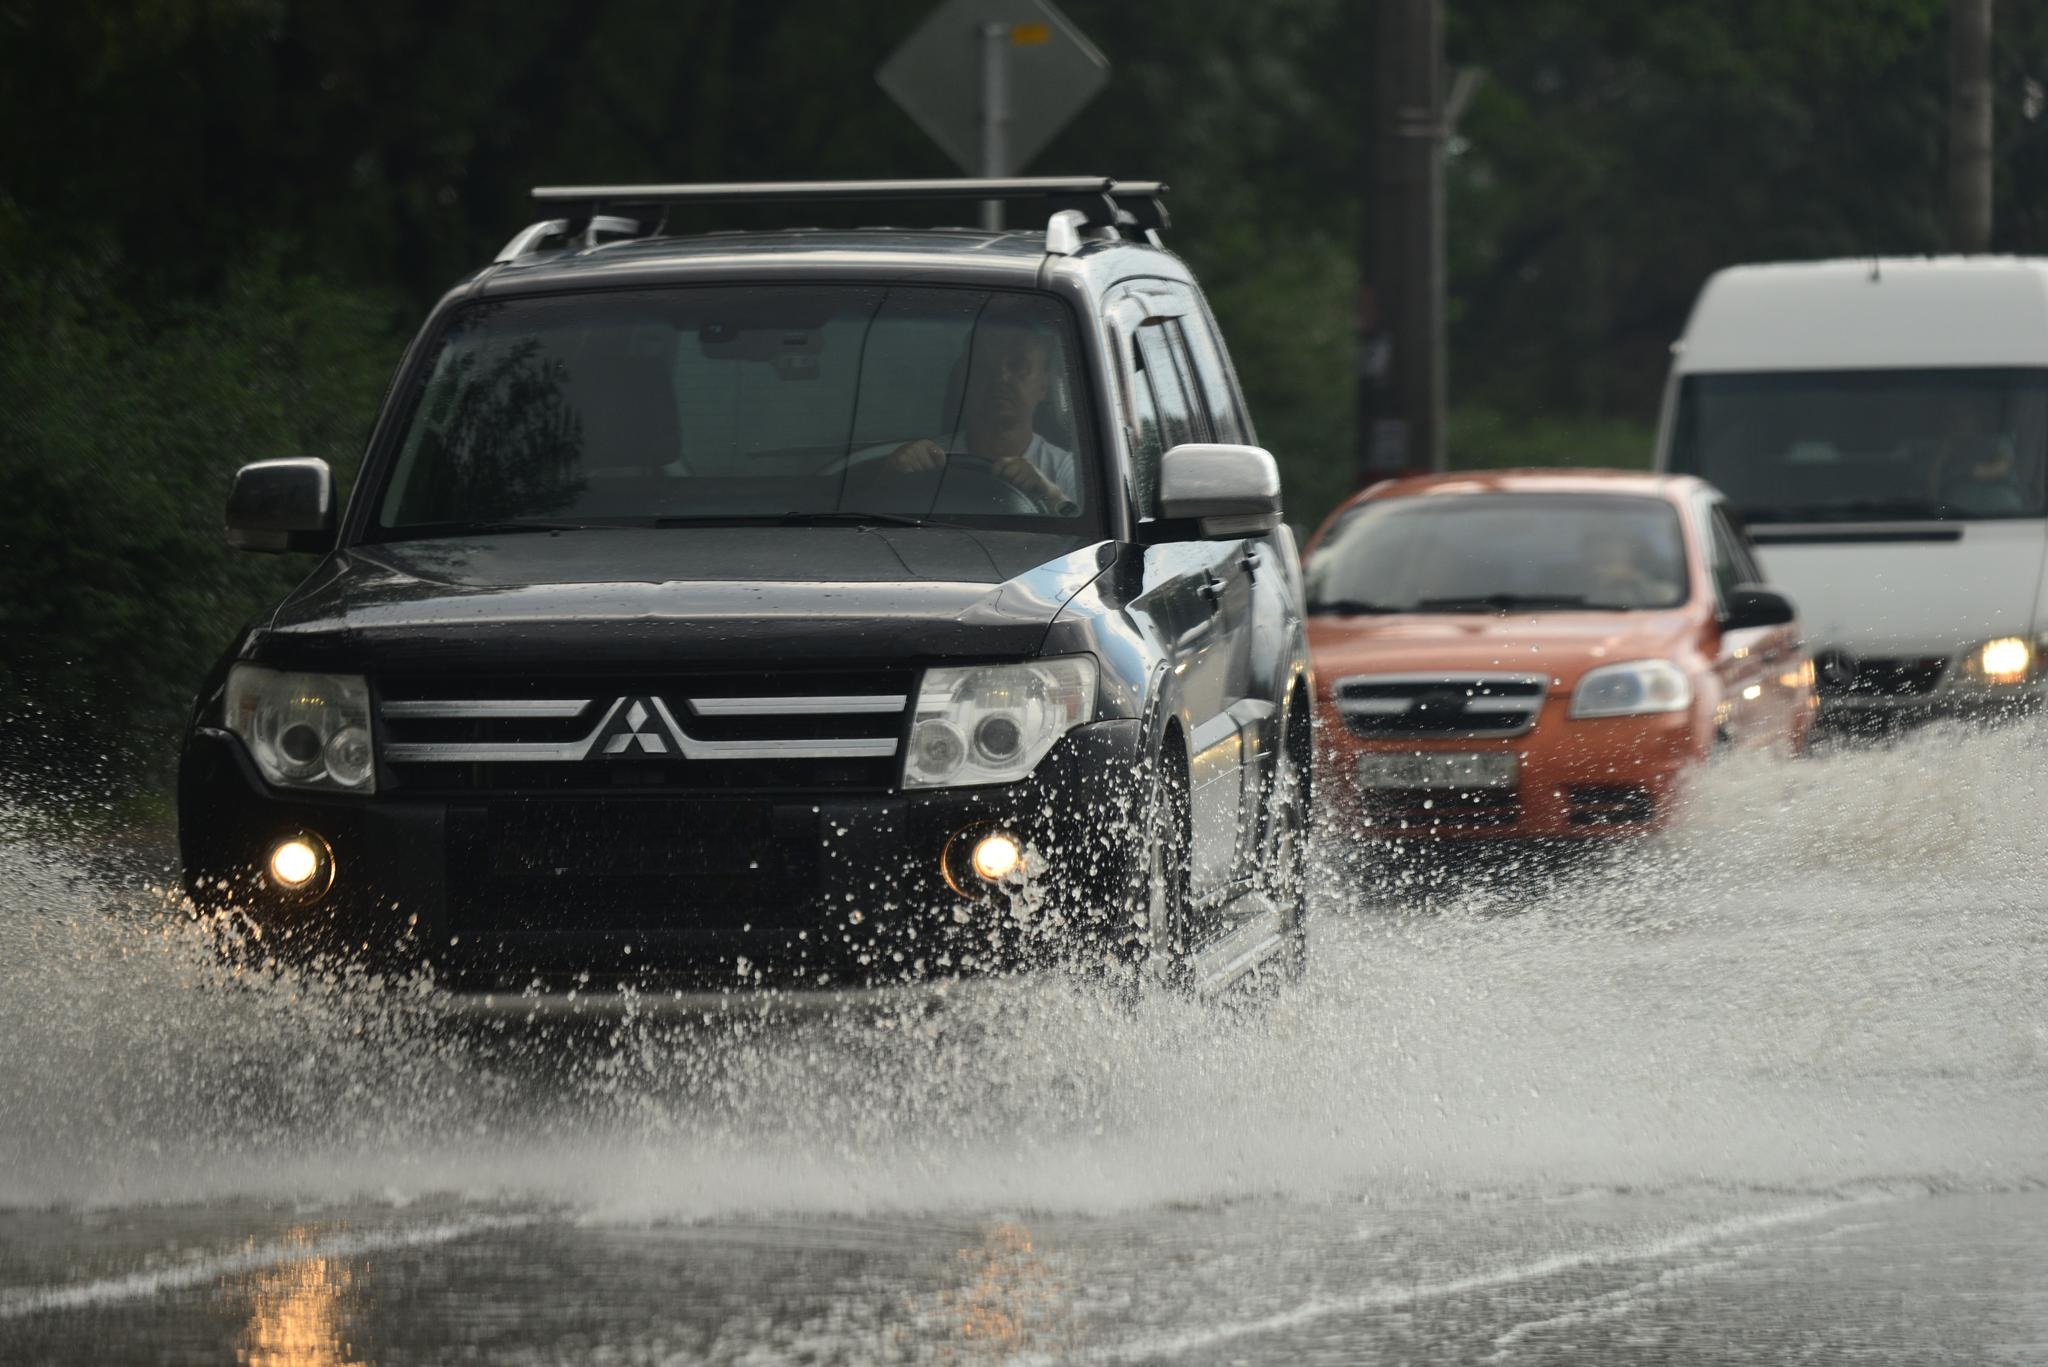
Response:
[377,671,912,793]
[1334,673,1549,739]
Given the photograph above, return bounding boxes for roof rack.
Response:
[494,177,1171,262]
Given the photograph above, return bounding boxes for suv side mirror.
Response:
[1723,583,1795,631]
[226,458,336,553]
[1155,443,1282,539]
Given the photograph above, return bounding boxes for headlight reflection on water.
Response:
[237,1230,364,1367]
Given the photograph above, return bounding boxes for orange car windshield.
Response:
[1307,493,1690,614]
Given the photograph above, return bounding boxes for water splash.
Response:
[2,723,2045,1219]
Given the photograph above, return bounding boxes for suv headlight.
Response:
[1570,659,1693,719]
[224,665,376,793]
[904,657,1096,789]
[1956,636,2038,687]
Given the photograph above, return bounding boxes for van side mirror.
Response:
[1154,443,1282,540]
[226,458,336,553]
[1722,584,1795,631]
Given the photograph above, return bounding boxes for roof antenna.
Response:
[1869,256,1882,282]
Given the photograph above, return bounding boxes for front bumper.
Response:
[1818,682,2044,729]
[178,720,1144,988]
[1811,643,2047,727]
[1319,705,1702,841]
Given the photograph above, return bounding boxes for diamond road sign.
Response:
[878,0,1109,174]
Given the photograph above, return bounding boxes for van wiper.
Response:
[1305,598,1406,615]
[1744,498,1946,523]
[1414,593,1590,612]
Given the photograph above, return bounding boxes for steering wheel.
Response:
[929,453,1050,515]
[830,449,1046,516]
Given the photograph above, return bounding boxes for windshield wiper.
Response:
[1743,498,1947,523]
[1306,598,1406,615]
[405,518,626,536]
[650,511,939,529]
[772,510,937,528]
[1413,593,1590,613]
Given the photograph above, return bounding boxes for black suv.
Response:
[178,178,1313,996]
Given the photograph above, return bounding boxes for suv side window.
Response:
[1125,279,1248,445]
[1176,314,1250,444]
[1134,323,1200,449]
[1122,329,1165,517]
[1112,285,1224,520]
[1123,319,1203,520]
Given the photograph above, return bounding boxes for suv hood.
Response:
[1308,608,1700,687]
[255,527,1110,672]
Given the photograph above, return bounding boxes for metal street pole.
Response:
[1948,0,1993,251]
[979,20,1011,230]
[1359,0,1445,481]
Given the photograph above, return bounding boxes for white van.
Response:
[1654,257,2048,723]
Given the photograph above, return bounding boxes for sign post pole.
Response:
[979,21,1011,230]
[879,0,1107,221]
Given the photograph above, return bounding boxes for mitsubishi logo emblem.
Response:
[589,696,687,757]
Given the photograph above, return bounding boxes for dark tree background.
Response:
[2,0,2044,796]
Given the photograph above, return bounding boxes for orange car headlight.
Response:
[1569,660,1693,719]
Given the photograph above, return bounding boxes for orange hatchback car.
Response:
[1305,470,1813,840]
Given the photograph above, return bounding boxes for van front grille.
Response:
[1814,654,1947,699]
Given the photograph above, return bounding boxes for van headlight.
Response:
[1569,660,1693,719]
[904,657,1096,788]
[1957,636,2036,687]
[224,665,376,793]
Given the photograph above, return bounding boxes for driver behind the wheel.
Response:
[883,310,1078,514]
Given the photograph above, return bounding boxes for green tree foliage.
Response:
[1445,0,2048,423]
[0,233,400,784]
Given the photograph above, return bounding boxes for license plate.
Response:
[1357,751,1518,790]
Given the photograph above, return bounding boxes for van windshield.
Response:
[1668,368,2048,522]
[370,285,1098,537]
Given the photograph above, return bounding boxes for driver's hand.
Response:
[991,453,1068,507]
[885,439,947,473]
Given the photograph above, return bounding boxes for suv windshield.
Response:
[1307,493,1690,613]
[1669,368,2048,522]
[372,286,1097,536]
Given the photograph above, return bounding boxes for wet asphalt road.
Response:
[4,729,2048,1363]
[5,1187,2047,1363]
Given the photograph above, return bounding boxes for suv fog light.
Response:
[941,825,1028,896]
[267,835,331,897]
[971,832,1022,882]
